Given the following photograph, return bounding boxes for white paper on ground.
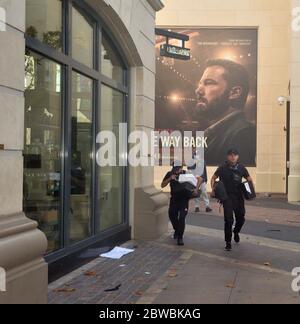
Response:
[100,247,135,260]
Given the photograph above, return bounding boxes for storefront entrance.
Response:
[23,0,130,275]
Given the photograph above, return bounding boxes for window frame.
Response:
[24,0,130,261]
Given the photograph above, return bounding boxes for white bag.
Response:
[178,174,198,188]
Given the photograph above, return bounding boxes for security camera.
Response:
[277,96,288,106]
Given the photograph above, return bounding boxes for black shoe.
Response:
[206,207,213,213]
[177,238,184,246]
[225,242,232,251]
[234,233,240,243]
[173,232,178,240]
[195,207,200,213]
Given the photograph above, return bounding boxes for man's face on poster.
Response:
[195,66,231,119]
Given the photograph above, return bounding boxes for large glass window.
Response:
[101,34,125,84]
[99,86,125,231]
[24,51,62,253]
[25,0,128,256]
[72,6,94,68]
[70,72,93,243]
[26,0,62,51]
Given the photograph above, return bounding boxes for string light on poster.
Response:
[156,95,197,103]
[156,56,194,86]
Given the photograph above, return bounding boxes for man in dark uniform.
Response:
[162,162,201,246]
[195,59,256,166]
[211,149,254,251]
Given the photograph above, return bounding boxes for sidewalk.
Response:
[148,227,300,304]
[48,224,300,304]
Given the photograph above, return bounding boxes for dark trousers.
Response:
[169,199,189,239]
[223,195,246,243]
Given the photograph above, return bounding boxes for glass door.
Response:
[98,85,125,231]
[69,72,93,243]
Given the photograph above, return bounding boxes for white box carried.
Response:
[178,174,198,188]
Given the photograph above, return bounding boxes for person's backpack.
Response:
[214,181,228,203]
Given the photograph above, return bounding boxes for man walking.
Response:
[211,149,254,251]
[162,162,200,246]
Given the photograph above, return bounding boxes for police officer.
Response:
[161,162,200,246]
[211,149,254,251]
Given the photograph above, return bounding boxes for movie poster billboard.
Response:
[155,28,258,166]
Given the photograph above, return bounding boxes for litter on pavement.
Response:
[100,247,135,260]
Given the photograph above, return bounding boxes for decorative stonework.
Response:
[147,0,164,12]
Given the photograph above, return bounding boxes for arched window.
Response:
[24,0,129,256]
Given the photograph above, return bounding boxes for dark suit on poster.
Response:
[205,111,256,166]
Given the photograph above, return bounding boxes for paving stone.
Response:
[48,241,182,304]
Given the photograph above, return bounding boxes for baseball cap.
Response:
[227,148,239,156]
[172,160,183,172]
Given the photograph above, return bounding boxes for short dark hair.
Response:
[206,59,250,109]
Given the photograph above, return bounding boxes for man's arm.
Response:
[211,174,218,194]
[210,165,221,198]
[243,167,254,183]
[197,176,203,190]
[192,176,203,195]
[246,175,255,191]
[161,173,175,189]
[244,167,255,191]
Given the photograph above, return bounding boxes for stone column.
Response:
[288,0,300,202]
[133,66,169,240]
[131,0,169,239]
[0,0,48,304]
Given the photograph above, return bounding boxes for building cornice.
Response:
[147,0,164,12]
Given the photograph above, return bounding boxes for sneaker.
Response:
[195,207,200,213]
[225,242,232,251]
[206,207,213,213]
[177,238,184,246]
[234,233,240,243]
